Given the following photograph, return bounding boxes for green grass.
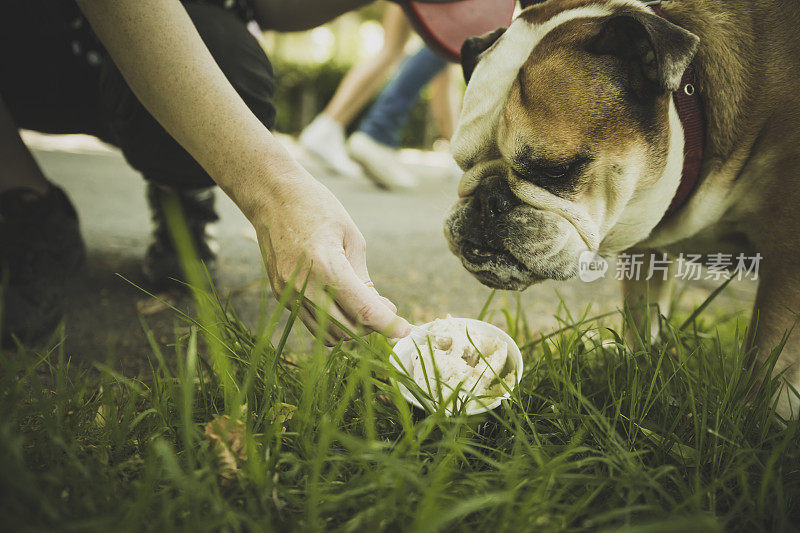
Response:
[2,202,799,532]
[1,280,799,532]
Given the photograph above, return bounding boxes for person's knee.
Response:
[187,4,277,130]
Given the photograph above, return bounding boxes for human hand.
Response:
[74,0,405,343]
[252,167,411,344]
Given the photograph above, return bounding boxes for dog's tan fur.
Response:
[644,0,800,416]
[446,0,800,416]
[503,15,671,216]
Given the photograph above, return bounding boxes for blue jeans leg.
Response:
[357,45,447,148]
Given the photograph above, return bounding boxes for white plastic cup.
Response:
[390,318,524,416]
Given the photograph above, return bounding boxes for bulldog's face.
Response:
[444,0,698,290]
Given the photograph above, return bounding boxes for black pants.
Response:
[1,1,276,190]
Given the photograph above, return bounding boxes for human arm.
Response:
[75,0,410,340]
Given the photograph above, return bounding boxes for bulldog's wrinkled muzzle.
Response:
[444,176,584,290]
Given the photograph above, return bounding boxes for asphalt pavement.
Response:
[20,132,756,370]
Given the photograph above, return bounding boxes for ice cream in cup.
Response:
[390,317,523,416]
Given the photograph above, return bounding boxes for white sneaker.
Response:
[347,132,420,190]
[299,115,362,178]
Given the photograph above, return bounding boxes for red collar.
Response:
[651,4,705,217]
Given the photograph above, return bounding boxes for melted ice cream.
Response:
[411,318,515,410]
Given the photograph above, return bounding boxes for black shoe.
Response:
[0,186,85,346]
[143,183,219,289]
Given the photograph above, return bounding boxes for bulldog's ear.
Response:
[461,28,506,83]
[587,11,699,94]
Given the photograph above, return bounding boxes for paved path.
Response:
[23,133,756,369]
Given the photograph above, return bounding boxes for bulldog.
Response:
[443,0,800,417]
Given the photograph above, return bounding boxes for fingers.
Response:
[380,297,398,314]
[290,284,403,342]
[344,229,370,281]
[371,287,399,315]
[297,306,339,347]
[268,236,408,341]
[302,285,358,340]
[328,254,412,338]
[343,231,401,317]
[282,281,357,344]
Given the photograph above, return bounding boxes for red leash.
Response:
[651,4,706,217]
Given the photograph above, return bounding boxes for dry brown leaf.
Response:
[267,403,297,426]
[204,409,248,485]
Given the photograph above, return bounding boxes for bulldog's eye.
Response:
[512,163,570,183]
[510,156,590,196]
[535,165,570,180]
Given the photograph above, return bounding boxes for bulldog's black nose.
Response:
[472,176,521,222]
